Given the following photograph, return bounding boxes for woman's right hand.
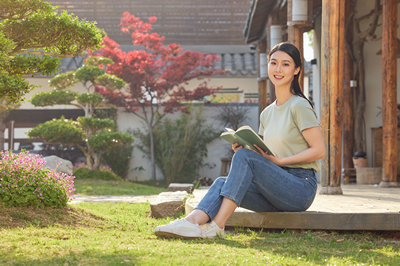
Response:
[232,143,243,153]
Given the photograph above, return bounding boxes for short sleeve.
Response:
[258,109,265,135]
[291,100,320,132]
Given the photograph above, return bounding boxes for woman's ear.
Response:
[294,67,300,75]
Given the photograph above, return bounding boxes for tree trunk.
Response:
[148,124,157,181]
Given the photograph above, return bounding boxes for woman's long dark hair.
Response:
[268,42,313,108]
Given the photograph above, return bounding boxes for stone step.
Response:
[185,185,400,231]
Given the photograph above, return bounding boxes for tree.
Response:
[0,0,104,103]
[95,12,223,180]
[29,56,133,170]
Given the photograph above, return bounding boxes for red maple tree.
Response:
[94,12,223,180]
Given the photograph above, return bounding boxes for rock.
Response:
[150,191,189,218]
[168,183,194,193]
[44,155,73,176]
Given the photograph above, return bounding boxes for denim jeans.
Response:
[195,148,317,220]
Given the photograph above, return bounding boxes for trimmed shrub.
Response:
[0,151,75,208]
[73,166,122,181]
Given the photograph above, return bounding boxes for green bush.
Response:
[135,106,218,183]
[0,151,75,208]
[73,167,122,181]
[102,143,134,179]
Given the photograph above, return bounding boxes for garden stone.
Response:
[44,155,73,176]
[150,191,189,218]
[168,183,194,193]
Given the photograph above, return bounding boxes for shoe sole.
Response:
[154,230,202,239]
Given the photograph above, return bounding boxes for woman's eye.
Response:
[270,62,276,65]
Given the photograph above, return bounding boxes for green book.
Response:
[220,125,274,155]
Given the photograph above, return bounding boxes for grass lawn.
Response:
[73,178,167,196]
[0,202,399,265]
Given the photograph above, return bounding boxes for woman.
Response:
[154,42,326,239]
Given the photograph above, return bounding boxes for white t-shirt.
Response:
[258,95,320,172]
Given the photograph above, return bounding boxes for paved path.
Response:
[70,195,158,204]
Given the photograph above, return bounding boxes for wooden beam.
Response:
[342,0,355,184]
[380,0,399,187]
[320,0,344,194]
[258,39,268,112]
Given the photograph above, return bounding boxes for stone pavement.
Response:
[70,195,158,204]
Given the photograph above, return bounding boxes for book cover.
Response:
[220,126,274,155]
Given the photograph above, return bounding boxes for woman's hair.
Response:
[268,42,313,108]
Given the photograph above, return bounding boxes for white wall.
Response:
[19,76,259,181]
[117,104,260,181]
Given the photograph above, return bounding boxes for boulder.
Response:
[150,191,189,218]
[44,155,73,176]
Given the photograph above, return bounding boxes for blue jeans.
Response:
[195,148,317,220]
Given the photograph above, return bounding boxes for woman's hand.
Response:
[232,143,243,153]
[254,144,285,166]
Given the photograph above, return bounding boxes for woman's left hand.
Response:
[253,145,285,166]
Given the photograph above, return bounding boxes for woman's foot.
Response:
[154,218,202,239]
[200,221,225,239]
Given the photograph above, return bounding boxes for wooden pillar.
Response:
[320,0,345,195]
[342,0,355,184]
[258,38,268,112]
[8,120,14,151]
[380,0,399,187]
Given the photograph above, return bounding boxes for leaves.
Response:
[0,0,104,102]
[28,117,84,145]
[30,90,78,106]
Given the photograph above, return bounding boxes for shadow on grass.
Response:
[0,205,107,229]
[7,252,139,265]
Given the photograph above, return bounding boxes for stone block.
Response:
[44,155,73,176]
[168,183,194,193]
[150,191,189,218]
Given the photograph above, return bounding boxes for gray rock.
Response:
[150,191,189,218]
[168,183,194,193]
[44,155,73,176]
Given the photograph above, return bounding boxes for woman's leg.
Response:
[204,148,317,228]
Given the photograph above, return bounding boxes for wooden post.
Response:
[258,39,268,112]
[380,0,399,187]
[342,0,355,184]
[320,0,344,194]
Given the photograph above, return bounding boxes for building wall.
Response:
[16,76,258,181]
[312,1,400,168]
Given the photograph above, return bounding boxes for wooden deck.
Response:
[185,185,400,231]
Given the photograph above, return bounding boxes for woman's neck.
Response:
[274,86,293,106]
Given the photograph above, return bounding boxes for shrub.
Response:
[102,143,134,178]
[0,151,75,208]
[135,106,218,184]
[73,166,122,181]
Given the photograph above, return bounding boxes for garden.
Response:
[0,1,399,265]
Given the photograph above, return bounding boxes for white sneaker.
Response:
[154,218,202,239]
[200,221,225,239]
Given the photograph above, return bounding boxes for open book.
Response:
[220,126,274,155]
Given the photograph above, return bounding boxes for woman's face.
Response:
[268,50,300,88]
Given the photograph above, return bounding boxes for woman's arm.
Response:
[254,126,326,166]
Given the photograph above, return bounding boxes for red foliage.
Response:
[94,12,224,117]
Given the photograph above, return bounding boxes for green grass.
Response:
[73,178,167,196]
[0,202,399,265]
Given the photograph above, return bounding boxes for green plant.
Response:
[73,167,122,181]
[102,142,134,178]
[0,151,75,208]
[135,106,218,183]
[29,56,133,170]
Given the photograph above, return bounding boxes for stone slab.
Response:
[151,191,189,218]
[168,183,194,193]
[186,185,400,231]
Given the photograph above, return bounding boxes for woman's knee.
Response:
[212,177,226,187]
